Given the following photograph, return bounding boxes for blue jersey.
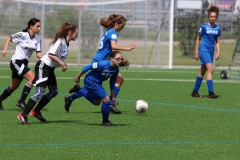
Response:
[198,23,221,54]
[92,28,118,63]
[82,60,119,90]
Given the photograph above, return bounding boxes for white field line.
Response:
[0,76,238,84]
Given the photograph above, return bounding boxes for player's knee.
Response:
[46,87,58,100]
[31,87,45,101]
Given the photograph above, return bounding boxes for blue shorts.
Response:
[84,79,107,100]
[199,50,214,65]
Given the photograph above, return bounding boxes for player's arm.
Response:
[1,37,11,57]
[215,37,220,60]
[194,34,201,61]
[48,54,67,72]
[74,64,92,83]
[36,51,42,59]
[111,41,135,51]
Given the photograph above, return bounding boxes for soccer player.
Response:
[0,18,42,110]
[17,23,78,125]
[69,14,135,114]
[65,51,130,126]
[191,6,221,98]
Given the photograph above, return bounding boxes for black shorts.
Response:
[33,60,57,87]
[10,59,30,81]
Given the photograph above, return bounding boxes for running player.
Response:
[17,22,78,125]
[0,18,42,110]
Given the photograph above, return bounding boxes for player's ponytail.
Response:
[22,18,40,32]
[50,22,77,45]
[100,14,126,29]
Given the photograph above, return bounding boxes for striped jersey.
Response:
[11,32,41,61]
[41,38,69,68]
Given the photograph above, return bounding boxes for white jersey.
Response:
[11,32,41,61]
[41,38,69,68]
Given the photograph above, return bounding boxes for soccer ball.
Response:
[135,100,148,113]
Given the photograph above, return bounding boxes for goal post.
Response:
[220,34,240,79]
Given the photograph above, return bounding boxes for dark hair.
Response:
[208,5,219,17]
[110,51,130,68]
[100,14,126,29]
[50,22,77,45]
[22,18,40,32]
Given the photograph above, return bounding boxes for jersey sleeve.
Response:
[11,32,24,43]
[198,25,205,36]
[48,39,63,56]
[36,36,41,52]
[217,27,221,37]
[107,30,118,42]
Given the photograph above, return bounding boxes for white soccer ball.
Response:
[135,100,148,113]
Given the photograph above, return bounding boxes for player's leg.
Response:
[0,78,21,110]
[192,65,206,98]
[205,63,218,98]
[17,69,35,109]
[109,72,123,114]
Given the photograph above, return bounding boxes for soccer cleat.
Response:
[0,103,4,110]
[30,110,46,122]
[64,96,72,112]
[109,105,122,114]
[17,114,29,125]
[69,84,81,94]
[101,121,117,127]
[208,92,218,98]
[191,91,203,98]
[16,100,26,110]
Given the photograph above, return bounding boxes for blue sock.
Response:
[193,76,203,92]
[101,101,110,123]
[110,86,120,98]
[78,86,94,104]
[207,80,213,92]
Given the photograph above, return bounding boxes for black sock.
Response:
[22,98,36,115]
[0,87,13,102]
[34,95,50,112]
[20,83,32,102]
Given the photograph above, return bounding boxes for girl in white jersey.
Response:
[0,18,42,110]
[17,23,78,125]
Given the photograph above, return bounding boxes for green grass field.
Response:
[0,65,240,159]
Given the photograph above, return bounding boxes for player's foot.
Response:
[30,110,46,122]
[64,96,72,112]
[17,114,29,125]
[0,103,4,110]
[191,91,203,98]
[101,121,117,127]
[110,105,122,114]
[208,92,218,98]
[69,84,81,94]
[16,100,26,110]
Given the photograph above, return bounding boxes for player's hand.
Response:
[112,98,117,106]
[128,44,135,51]
[215,52,220,60]
[1,50,7,57]
[62,63,67,72]
[74,76,80,83]
[194,52,199,61]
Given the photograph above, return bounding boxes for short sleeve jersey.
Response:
[41,38,69,68]
[92,28,118,63]
[198,23,221,53]
[85,60,119,90]
[11,32,41,61]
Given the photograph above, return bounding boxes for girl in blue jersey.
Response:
[0,18,42,110]
[191,6,221,98]
[65,51,130,126]
[69,14,135,114]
